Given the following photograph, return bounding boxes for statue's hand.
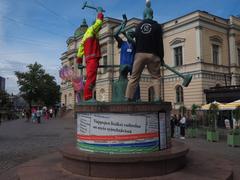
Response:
[120,14,127,32]
[122,14,127,23]
[97,6,103,13]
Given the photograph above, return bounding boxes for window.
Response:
[174,46,183,66]
[212,44,219,65]
[148,87,154,102]
[64,95,67,106]
[210,35,222,65]
[102,55,108,73]
[69,57,74,67]
[238,48,240,66]
[170,38,185,67]
[176,85,184,103]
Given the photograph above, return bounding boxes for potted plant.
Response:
[187,104,199,138]
[207,103,219,142]
[227,106,240,147]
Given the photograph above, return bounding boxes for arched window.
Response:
[148,86,154,102]
[176,85,184,103]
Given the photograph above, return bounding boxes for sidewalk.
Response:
[177,135,240,179]
[0,118,239,179]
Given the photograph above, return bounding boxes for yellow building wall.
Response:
[202,28,229,66]
[61,86,75,109]
[164,76,204,108]
[164,28,197,66]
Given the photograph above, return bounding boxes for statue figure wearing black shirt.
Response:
[125,0,164,102]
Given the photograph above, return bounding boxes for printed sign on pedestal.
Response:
[77,112,166,153]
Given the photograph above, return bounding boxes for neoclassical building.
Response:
[60,10,240,110]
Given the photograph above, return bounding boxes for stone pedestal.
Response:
[61,102,189,178]
[75,102,172,154]
[61,141,189,179]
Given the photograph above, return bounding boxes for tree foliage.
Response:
[15,62,60,108]
[0,90,11,110]
[208,103,219,131]
[233,106,240,130]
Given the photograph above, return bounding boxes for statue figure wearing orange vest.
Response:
[76,8,104,101]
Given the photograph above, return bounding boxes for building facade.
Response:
[60,11,240,110]
[0,76,5,91]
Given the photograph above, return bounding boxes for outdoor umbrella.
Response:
[221,100,240,110]
[201,101,225,110]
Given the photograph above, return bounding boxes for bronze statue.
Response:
[125,0,164,102]
[113,15,140,102]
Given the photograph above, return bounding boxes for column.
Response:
[229,32,236,66]
[229,32,238,85]
[195,26,203,62]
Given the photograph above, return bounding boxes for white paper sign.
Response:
[77,113,159,136]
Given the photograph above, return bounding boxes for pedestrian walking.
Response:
[180,115,186,139]
[36,108,41,124]
[170,115,176,138]
[31,107,37,123]
[45,110,49,121]
[21,110,25,119]
[54,106,58,118]
[174,115,180,138]
[49,108,53,119]
[25,109,31,122]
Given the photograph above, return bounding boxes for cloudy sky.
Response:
[0,0,239,94]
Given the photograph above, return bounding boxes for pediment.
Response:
[210,35,223,43]
[169,38,186,46]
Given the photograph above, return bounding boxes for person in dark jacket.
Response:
[125,1,164,102]
[171,115,177,138]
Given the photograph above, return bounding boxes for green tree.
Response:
[191,104,200,128]
[0,90,11,110]
[208,103,219,131]
[15,62,60,108]
[40,74,60,107]
[232,106,240,134]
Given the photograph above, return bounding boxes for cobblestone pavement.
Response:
[1,117,240,179]
[0,116,75,176]
[176,135,240,179]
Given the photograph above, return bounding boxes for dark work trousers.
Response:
[180,126,185,137]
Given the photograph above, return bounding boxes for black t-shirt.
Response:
[134,19,164,60]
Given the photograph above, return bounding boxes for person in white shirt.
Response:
[180,116,186,139]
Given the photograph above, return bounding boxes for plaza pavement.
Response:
[0,114,75,179]
[0,115,239,179]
